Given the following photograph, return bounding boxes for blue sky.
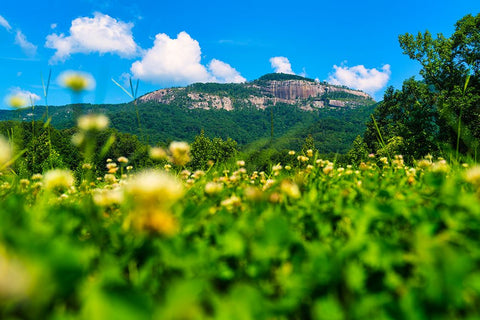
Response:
[0,0,478,109]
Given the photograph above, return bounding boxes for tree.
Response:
[347,136,369,164]
[398,13,480,153]
[364,79,439,160]
[190,130,212,169]
[365,13,479,159]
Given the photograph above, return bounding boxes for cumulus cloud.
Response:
[45,12,139,63]
[5,87,41,107]
[0,15,11,31]
[15,30,37,56]
[131,31,245,85]
[208,59,246,83]
[270,56,294,74]
[327,64,391,95]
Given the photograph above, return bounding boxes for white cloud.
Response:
[131,31,245,85]
[270,56,294,74]
[0,15,12,31]
[208,59,246,83]
[15,30,37,57]
[45,12,139,63]
[327,64,391,95]
[5,87,41,107]
[50,23,57,29]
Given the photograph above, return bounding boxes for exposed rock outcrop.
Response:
[138,75,374,111]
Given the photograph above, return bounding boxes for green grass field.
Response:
[1,125,480,319]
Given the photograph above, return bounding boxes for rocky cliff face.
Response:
[138,76,374,111]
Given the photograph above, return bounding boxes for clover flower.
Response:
[43,169,75,192]
[59,71,95,92]
[93,188,124,207]
[77,114,109,131]
[0,136,13,170]
[149,147,168,160]
[465,166,480,187]
[169,141,191,166]
[280,180,301,199]
[117,156,129,164]
[124,170,184,235]
[7,95,28,108]
[205,182,224,195]
[0,251,33,301]
[125,170,184,207]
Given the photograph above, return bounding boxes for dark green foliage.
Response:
[363,13,480,160]
[394,13,480,156]
[364,80,439,161]
[0,121,151,176]
[190,130,238,169]
[0,121,79,175]
[347,135,369,164]
[256,72,316,83]
[186,82,262,98]
[301,134,317,154]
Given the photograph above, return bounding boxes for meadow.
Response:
[1,12,479,318]
[1,113,480,319]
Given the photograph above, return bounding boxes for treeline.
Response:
[0,121,151,177]
[358,13,480,163]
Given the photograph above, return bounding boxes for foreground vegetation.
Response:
[1,120,480,319]
[1,11,479,320]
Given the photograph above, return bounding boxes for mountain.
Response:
[0,73,376,153]
[138,73,374,111]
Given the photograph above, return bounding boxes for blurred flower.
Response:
[306,149,314,157]
[280,180,301,199]
[93,188,124,207]
[125,170,184,236]
[323,165,334,175]
[244,186,263,201]
[117,156,128,164]
[288,150,296,155]
[125,170,184,207]
[149,147,168,160]
[192,170,205,179]
[205,182,223,195]
[134,209,179,236]
[5,88,40,109]
[71,132,85,146]
[7,95,28,108]
[465,166,480,187]
[236,160,245,167]
[0,251,33,301]
[169,141,191,166]
[31,173,43,181]
[59,70,95,92]
[77,114,109,131]
[82,163,92,170]
[43,169,75,192]
[0,136,13,169]
[221,195,241,209]
[104,174,117,184]
[19,179,30,188]
[430,160,449,173]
